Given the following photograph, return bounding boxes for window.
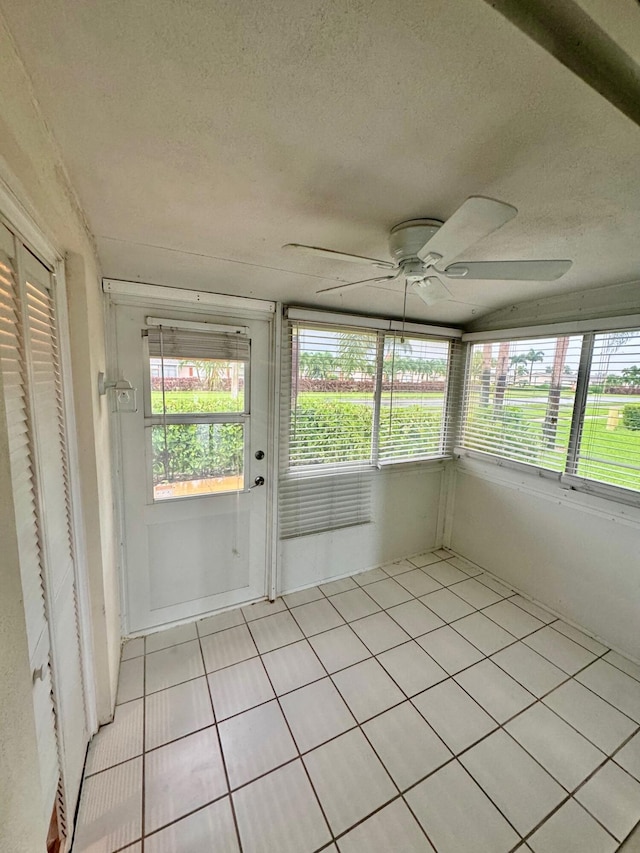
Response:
[379,335,451,462]
[146,322,249,500]
[288,323,454,471]
[571,331,640,492]
[290,325,377,468]
[459,327,640,500]
[281,319,455,539]
[460,335,583,472]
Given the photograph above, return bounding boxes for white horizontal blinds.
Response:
[0,226,60,815]
[460,335,583,471]
[23,250,87,815]
[441,337,465,456]
[148,321,249,499]
[573,330,640,491]
[147,326,250,361]
[280,320,373,538]
[289,322,377,469]
[379,334,451,462]
[279,470,373,538]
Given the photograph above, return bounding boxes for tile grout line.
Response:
[121,551,611,662]
[105,553,640,850]
[118,584,629,768]
[282,597,442,853]
[306,613,531,849]
[288,586,637,845]
[264,578,450,848]
[104,681,626,845]
[197,625,244,853]
[248,637,338,849]
[230,599,345,850]
[411,645,640,846]
[620,816,640,850]
[123,556,479,679]
[139,635,147,853]
[115,596,631,775]
[292,592,486,850]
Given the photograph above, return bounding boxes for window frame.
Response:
[142,330,252,502]
[456,327,640,510]
[285,319,457,475]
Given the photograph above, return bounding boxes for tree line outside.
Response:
[150,331,640,494]
[290,332,450,466]
[297,350,449,384]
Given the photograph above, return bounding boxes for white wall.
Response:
[280,462,446,591]
[449,456,640,660]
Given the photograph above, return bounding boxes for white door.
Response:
[0,220,88,841]
[113,302,272,633]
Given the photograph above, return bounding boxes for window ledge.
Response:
[376,456,450,472]
[455,447,640,510]
[560,474,640,510]
[454,447,562,482]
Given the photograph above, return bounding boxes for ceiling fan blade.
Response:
[417,197,517,266]
[317,270,400,294]
[444,259,572,281]
[283,243,395,270]
[410,276,451,306]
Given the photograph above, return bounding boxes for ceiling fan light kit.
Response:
[410,277,451,306]
[284,196,573,308]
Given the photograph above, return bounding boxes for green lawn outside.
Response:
[151,388,640,492]
[464,397,640,490]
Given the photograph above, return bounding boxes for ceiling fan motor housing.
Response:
[388,219,443,265]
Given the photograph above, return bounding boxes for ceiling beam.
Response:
[483,0,640,128]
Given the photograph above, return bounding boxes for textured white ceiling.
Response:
[2,0,640,325]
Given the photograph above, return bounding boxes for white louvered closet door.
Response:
[0,224,60,821]
[0,221,88,841]
[23,250,88,823]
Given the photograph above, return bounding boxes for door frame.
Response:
[103,279,280,635]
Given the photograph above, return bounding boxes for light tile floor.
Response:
[74,550,640,853]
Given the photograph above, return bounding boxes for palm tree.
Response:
[622,365,640,387]
[524,349,544,385]
[494,342,511,408]
[543,337,570,447]
[185,359,225,391]
[510,353,528,384]
[338,332,375,379]
[316,352,336,379]
[599,332,637,384]
[480,343,493,406]
[382,336,412,385]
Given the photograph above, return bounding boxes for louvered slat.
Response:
[24,262,87,819]
[0,225,59,816]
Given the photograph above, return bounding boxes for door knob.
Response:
[249,476,265,489]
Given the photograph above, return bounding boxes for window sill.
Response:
[455,447,640,510]
[559,474,640,510]
[376,455,450,472]
[283,455,450,480]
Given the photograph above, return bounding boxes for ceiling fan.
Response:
[284,197,572,306]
